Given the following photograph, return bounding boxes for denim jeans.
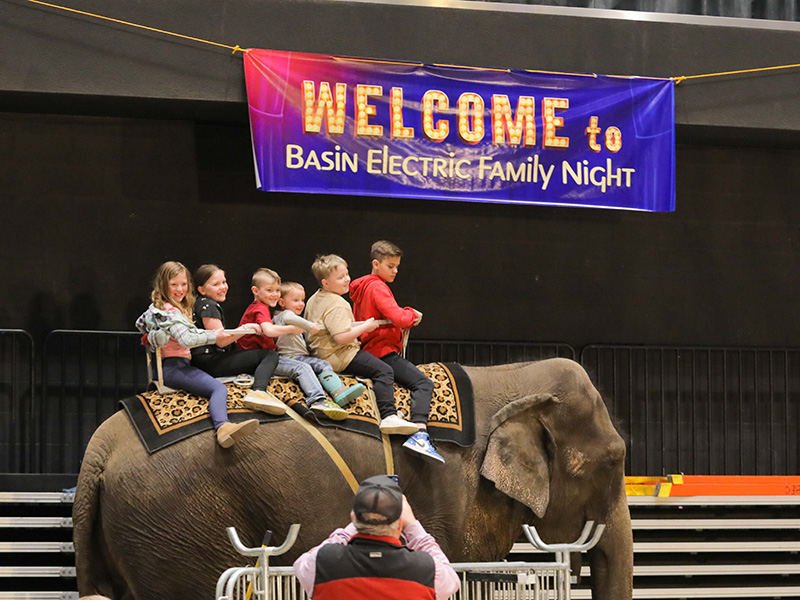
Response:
[274,357,326,404]
[293,355,333,375]
[161,357,229,428]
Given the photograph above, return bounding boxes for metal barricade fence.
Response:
[215,524,592,600]
[217,562,569,600]
[8,329,800,476]
[581,344,800,476]
[0,330,35,473]
[38,330,149,473]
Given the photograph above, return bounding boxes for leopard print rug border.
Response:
[121,362,474,453]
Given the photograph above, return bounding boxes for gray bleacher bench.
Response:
[0,490,77,600]
[511,494,800,600]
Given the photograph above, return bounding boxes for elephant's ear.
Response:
[480,393,559,518]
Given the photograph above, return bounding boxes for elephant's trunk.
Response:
[587,489,633,600]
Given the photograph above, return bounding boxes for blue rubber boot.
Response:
[318,371,366,406]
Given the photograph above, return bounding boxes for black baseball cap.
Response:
[352,475,403,525]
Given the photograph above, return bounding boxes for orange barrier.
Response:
[626,475,800,497]
[625,476,666,496]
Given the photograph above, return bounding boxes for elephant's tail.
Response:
[72,418,115,598]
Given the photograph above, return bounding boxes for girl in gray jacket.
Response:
[136,261,260,448]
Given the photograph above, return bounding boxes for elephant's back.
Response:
[462,358,592,419]
[462,358,590,391]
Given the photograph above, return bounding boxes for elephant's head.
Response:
[476,359,632,600]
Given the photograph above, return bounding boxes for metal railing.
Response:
[0,330,35,473]
[246,563,570,600]
[523,521,605,600]
[38,330,148,473]
[581,345,800,476]
[5,329,800,476]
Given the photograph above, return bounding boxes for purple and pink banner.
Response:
[244,49,675,211]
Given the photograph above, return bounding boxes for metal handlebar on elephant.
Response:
[316,319,392,330]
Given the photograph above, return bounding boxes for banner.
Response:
[244,49,675,211]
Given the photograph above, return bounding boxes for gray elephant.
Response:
[73,358,632,600]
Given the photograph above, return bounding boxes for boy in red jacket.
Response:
[350,241,443,464]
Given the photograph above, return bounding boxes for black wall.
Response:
[2,111,800,349]
[1,0,800,349]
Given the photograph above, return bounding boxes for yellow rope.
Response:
[20,0,800,82]
[673,62,800,84]
[23,0,244,54]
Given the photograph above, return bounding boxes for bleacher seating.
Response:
[511,478,800,599]
[0,475,78,600]
[3,473,800,599]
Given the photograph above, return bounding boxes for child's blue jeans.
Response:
[161,357,229,429]
[274,357,326,404]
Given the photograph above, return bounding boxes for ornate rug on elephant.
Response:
[120,362,474,453]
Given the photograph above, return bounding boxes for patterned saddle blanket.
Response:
[121,362,474,453]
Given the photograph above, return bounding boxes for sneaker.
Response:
[379,413,418,435]
[241,389,287,415]
[310,399,349,421]
[216,419,259,448]
[403,431,445,464]
[332,383,366,407]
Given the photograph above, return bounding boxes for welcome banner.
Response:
[244,49,675,211]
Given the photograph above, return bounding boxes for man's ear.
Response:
[320,278,330,290]
[251,285,259,296]
[371,259,380,271]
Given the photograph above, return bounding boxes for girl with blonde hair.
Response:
[136,261,260,448]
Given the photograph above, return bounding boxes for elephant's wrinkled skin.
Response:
[73,358,632,600]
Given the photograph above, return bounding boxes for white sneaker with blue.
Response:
[403,431,445,464]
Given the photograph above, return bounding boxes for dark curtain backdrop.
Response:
[492,0,799,20]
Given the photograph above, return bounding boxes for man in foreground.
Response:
[293,475,460,600]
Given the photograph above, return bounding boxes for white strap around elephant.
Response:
[366,384,396,478]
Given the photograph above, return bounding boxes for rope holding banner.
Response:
[20,0,800,83]
[23,0,243,53]
[674,62,800,85]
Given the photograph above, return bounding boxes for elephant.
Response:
[73,358,633,600]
